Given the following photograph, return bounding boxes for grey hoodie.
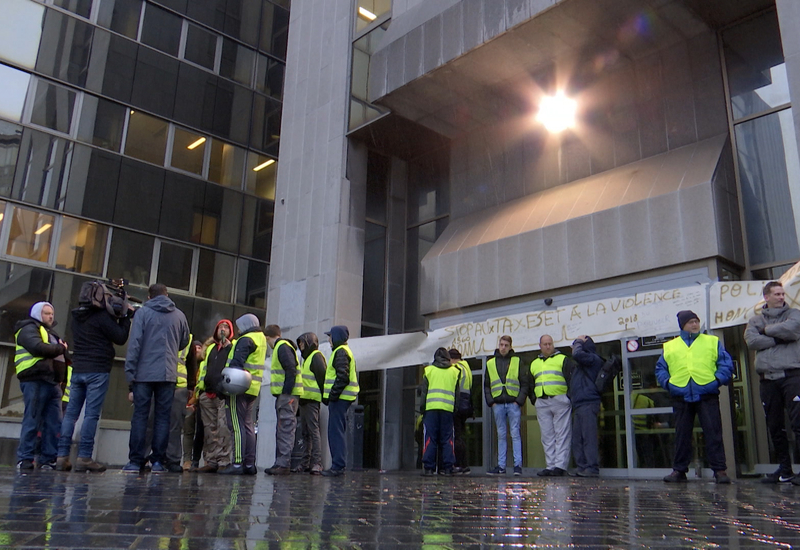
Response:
[124,294,190,384]
[744,305,800,375]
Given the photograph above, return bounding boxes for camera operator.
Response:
[56,281,134,472]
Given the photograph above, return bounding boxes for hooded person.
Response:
[656,310,733,483]
[15,301,69,470]
[570,335,604,477]
[219,313,266,475]
[419,347,461,476]
[321,325,359,476]
[194,320,234,473]
[294,332,326,474]
[263,324,301,476]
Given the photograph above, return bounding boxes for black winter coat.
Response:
[71,307,131,374]
[15,318,67,385]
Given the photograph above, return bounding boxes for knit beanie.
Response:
[677,310,700,330]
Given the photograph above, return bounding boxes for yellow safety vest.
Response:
[632,392,655,430]
[456,360,472,394]
[270,339,302,396]
[424,364,460,412]
[176,334,192,388]
[14,325,50,376]
[62,365,72,403]
[323,344,359,401]
[663,334,718,388]
[236,332,266,397]
[196,343,215,392]
[300,350,324,402]
[487,356,521,398]
[529,353,568,398]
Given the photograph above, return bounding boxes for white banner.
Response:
[709,281,767,329]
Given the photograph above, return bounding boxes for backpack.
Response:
[595,354,622,393]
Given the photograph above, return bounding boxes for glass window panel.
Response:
[0,262,52,344]
[152,0,187,13]
[209,139,245,189]
[140,3,181,56]
[239,197,272,261]
[186,0,223,31]
[173,63,217,131]
[114,158,164,233]
[362,222,386,327]
[0,121,23,197]
[124,110,168,165]
[77,95,126,151]
[355,0,391,32]
[250,94,281,154]
[53,0,93,18]
[196,249,234,301]
[29,79,76,134]
[236,257,267,308]
[220,38,255,86]
[65,145,119,222]
[171,127,206,175]
[404,219,447,331]
[735,108,800,266]
[157,241,192,291]
[259,1,289,59]
[366,151,389,223]
[12,129,72,209]
[131,46,178,118]
[407,151,450,225]
[723,11,789,121]
[224,0,261,47]
[36,8,94,87]
[245,153,276,199]
[184,23,217,71]
[159,172,205,242]
[6,205,54,263]
[0,64,31,123]
[213,81,251,145]
[203,184,242,253]
[86,31,137,103]
[56,217,108,275]
[97,0,142,40]
[107,228,153,286]
[0,0,45,69]
[255,54,284,99]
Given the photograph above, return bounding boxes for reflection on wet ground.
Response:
[0,469,799,548]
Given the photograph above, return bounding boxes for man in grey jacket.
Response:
[744,281,800,484]
[123,284,190,473]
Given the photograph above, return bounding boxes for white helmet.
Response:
[220,367,252,395]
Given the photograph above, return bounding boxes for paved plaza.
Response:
[0,468,799,548]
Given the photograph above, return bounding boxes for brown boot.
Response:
[74,457,107,473]
[197,464,218,473]
[55,456,72,472]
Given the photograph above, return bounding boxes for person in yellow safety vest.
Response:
[295,332,327,475]
[219,313,266,475]
[448,348,473,475]
[530,334,575,478]
[165,335,196,472]
[656,310,734,484]
[420,348,461,476]
[195,321,234,473]
[15,301,69,470]
[322,325,359,477]
[61,365,72,412]
[484,334,529,476]
[181,340,205,470]
[263,324,301,476]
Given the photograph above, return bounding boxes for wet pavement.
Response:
[0,468,799,549]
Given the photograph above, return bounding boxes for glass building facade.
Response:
[0,0,287,424]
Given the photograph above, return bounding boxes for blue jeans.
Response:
[57,372,110,458]
[18,381,62,463]
[328,399,352,471]
[493,402,522,468]
[129,382,174,465]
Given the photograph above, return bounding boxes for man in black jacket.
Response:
[56,288,132,472]
[264,324,301,476]
[296,332,326,474]
[15,302,69,470]
[322,325,359,477]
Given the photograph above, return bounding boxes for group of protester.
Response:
[13,282,359,478]
[421,280,800,484]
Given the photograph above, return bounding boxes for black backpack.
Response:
[595,354,622,393]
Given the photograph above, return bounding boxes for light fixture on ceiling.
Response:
[253,159,276,171]
[187,137,206,150]
[358,6,377,21]
[536,91,577,133]
[35,223,52,235]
